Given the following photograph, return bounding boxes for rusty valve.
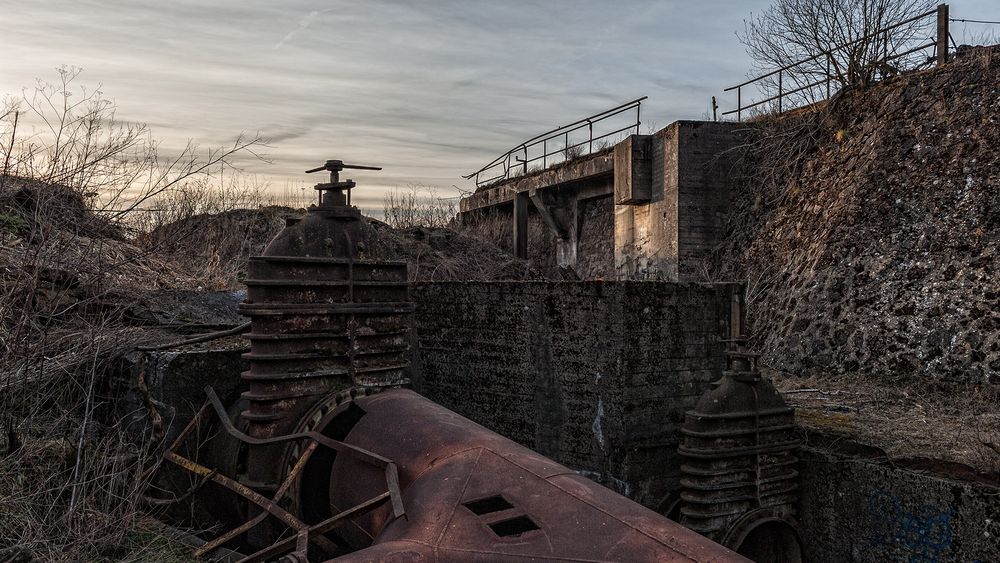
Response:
[306,160,382,207]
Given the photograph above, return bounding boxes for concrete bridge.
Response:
[460,120,745,280]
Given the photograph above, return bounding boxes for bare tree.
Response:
[740,0,936,108]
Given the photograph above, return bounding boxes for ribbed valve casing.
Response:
[678,351,800,543]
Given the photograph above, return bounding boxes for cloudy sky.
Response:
[2,0,997,211]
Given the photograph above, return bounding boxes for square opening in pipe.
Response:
[463,495,514,515]
[488,515,540,538]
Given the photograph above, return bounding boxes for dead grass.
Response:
[0,69,264,561]
[770,370,1000,474]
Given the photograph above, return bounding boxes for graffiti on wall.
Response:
[866,488,954,562]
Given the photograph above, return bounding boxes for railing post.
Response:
[777,70,783,113]
[826,55,831,98]
[737,86,742,122]
[564,132,569,158]
[936,3,949,65]
[543,140,547,168]
[588,120,593,154]
[522,146,528,175]
[635,101,642,134]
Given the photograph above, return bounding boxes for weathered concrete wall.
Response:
[464,196,615,280]
[410,281,735,506]
[798,446,1000,563]
[614,127,680,280]
[615,121,744,280]
[110,338,247,443]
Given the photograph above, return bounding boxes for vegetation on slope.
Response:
[717,46,1000,471]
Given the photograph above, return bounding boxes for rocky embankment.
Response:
[724,46,999,387]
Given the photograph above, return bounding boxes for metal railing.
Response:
[464,97,647,187]
[723,6,947,121]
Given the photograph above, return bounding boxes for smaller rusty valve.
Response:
[306,160,381,207]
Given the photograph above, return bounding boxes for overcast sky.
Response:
[2,0,997,211]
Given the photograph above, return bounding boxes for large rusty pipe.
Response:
[309,389,748,562]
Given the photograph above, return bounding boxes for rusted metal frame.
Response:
[513,97,646,154]
[136,322,251,351]
[193,441,320,557]
[888,39,939,61]
[143,468,218,507]
[679,440,802,459]
[138,400,211,485]
[202,386,407,519]
[385,462,405,519]
[204,387,394,468]
[162,450,338,556]
[237,492,392,563]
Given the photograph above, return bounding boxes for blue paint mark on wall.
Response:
[866,488,955,562]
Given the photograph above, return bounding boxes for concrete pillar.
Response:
[554,199,579,268]
[514,191,529,259]
[529,189,580,269]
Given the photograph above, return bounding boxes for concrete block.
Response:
[614,135,654,204]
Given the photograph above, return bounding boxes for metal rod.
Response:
[737,86,742,122]
[778,70,783,113]
[238,492,391,563]
[464,97,648,182]
[136,322,251,351]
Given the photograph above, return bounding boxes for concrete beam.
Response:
[460,149,614,214]
[528,189,570,239]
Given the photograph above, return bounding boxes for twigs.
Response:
[0,68,266,561]
[135,322,250,352]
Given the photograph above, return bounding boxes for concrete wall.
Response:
[524,196,615,279]
[614,121,743,280]
[799,446,1000,563]
[410,281,735,506]
[461,120,743,282]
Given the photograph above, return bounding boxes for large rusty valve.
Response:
[305,160,382,207]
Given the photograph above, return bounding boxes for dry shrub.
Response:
[456,208,511,252]
[381,185,456,229]
[0,69,261,561]
[134,177,303,288]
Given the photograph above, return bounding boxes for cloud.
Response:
[274,8,333,50]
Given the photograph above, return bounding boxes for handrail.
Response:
[724,8,938,92]
[723,6,945,121]
[464,96,647,187]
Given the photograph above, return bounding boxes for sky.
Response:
[2,0,998,211]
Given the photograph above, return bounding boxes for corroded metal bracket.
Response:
[149,386,405,563]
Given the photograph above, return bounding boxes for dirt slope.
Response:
[718,46,1000,471]
[725,46,999,386]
